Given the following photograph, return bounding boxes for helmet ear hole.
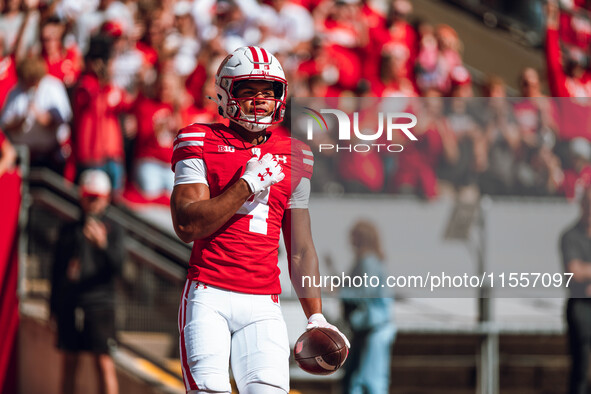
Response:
[228,104,239,117]
[278,106,285,122]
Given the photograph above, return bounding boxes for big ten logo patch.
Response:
[218,145,236,152]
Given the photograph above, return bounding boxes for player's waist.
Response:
[185,279,280,298]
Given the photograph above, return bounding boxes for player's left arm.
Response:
[284,144,349,346]
[282,208,322,318]
[282,208,350,348]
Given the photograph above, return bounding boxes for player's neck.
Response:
[230,123,268,146]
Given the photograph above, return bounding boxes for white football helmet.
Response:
[214,46,287,132]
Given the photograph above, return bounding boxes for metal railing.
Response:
[21,167,191,374]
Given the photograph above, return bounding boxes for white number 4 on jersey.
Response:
[237,188,270,235]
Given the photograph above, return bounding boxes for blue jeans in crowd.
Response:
[135,158,174,198]
[345,323,397,394]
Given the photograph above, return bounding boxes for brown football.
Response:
[293,327,348,375]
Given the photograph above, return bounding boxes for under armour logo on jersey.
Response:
[258,168,272,181]
[251,147,261,159]
[275,155,287,163]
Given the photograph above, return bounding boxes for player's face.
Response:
[234,81,275,118]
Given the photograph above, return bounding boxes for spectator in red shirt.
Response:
[365,0,416,86]
[313,0,367,92]
[436,24,463,78]
[296,38,342,96]
[557,2,591,49]
[389,90,458,199]
[336,95,385,193]
[513,68,559,150]
[546,1,591,98]
[372,50,418,97]
[415,22,452,95]
[132,71,203,198]
[359,0,386,31]
[337,137,385,193]
[545,1,591,143]
[40,16,82,88]
[137,7,166,67]
[72,34,134,194]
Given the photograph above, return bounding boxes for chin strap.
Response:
[233,118,270,133]
[235,107,273,132]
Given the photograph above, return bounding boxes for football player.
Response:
[170,46,349,394]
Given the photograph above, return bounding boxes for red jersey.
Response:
[559,10,591,49]
[136,41,158,67]
[43,45,82,87]
[390,125,444,199]
[545,27,591,140]
[367,21,418,84]
[72,73,132,165]
[545,27,591,98]
[0,56,16,110]
[171,123,313,294]
[134,97,176,163]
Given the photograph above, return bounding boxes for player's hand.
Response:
[306,313,350,348]
[241,153,285,194]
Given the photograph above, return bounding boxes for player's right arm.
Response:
[171,149,284,242]
[171,180,252,242]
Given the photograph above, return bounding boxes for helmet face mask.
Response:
[215,47,287,133]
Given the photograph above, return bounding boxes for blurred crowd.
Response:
[0,0,590,202]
